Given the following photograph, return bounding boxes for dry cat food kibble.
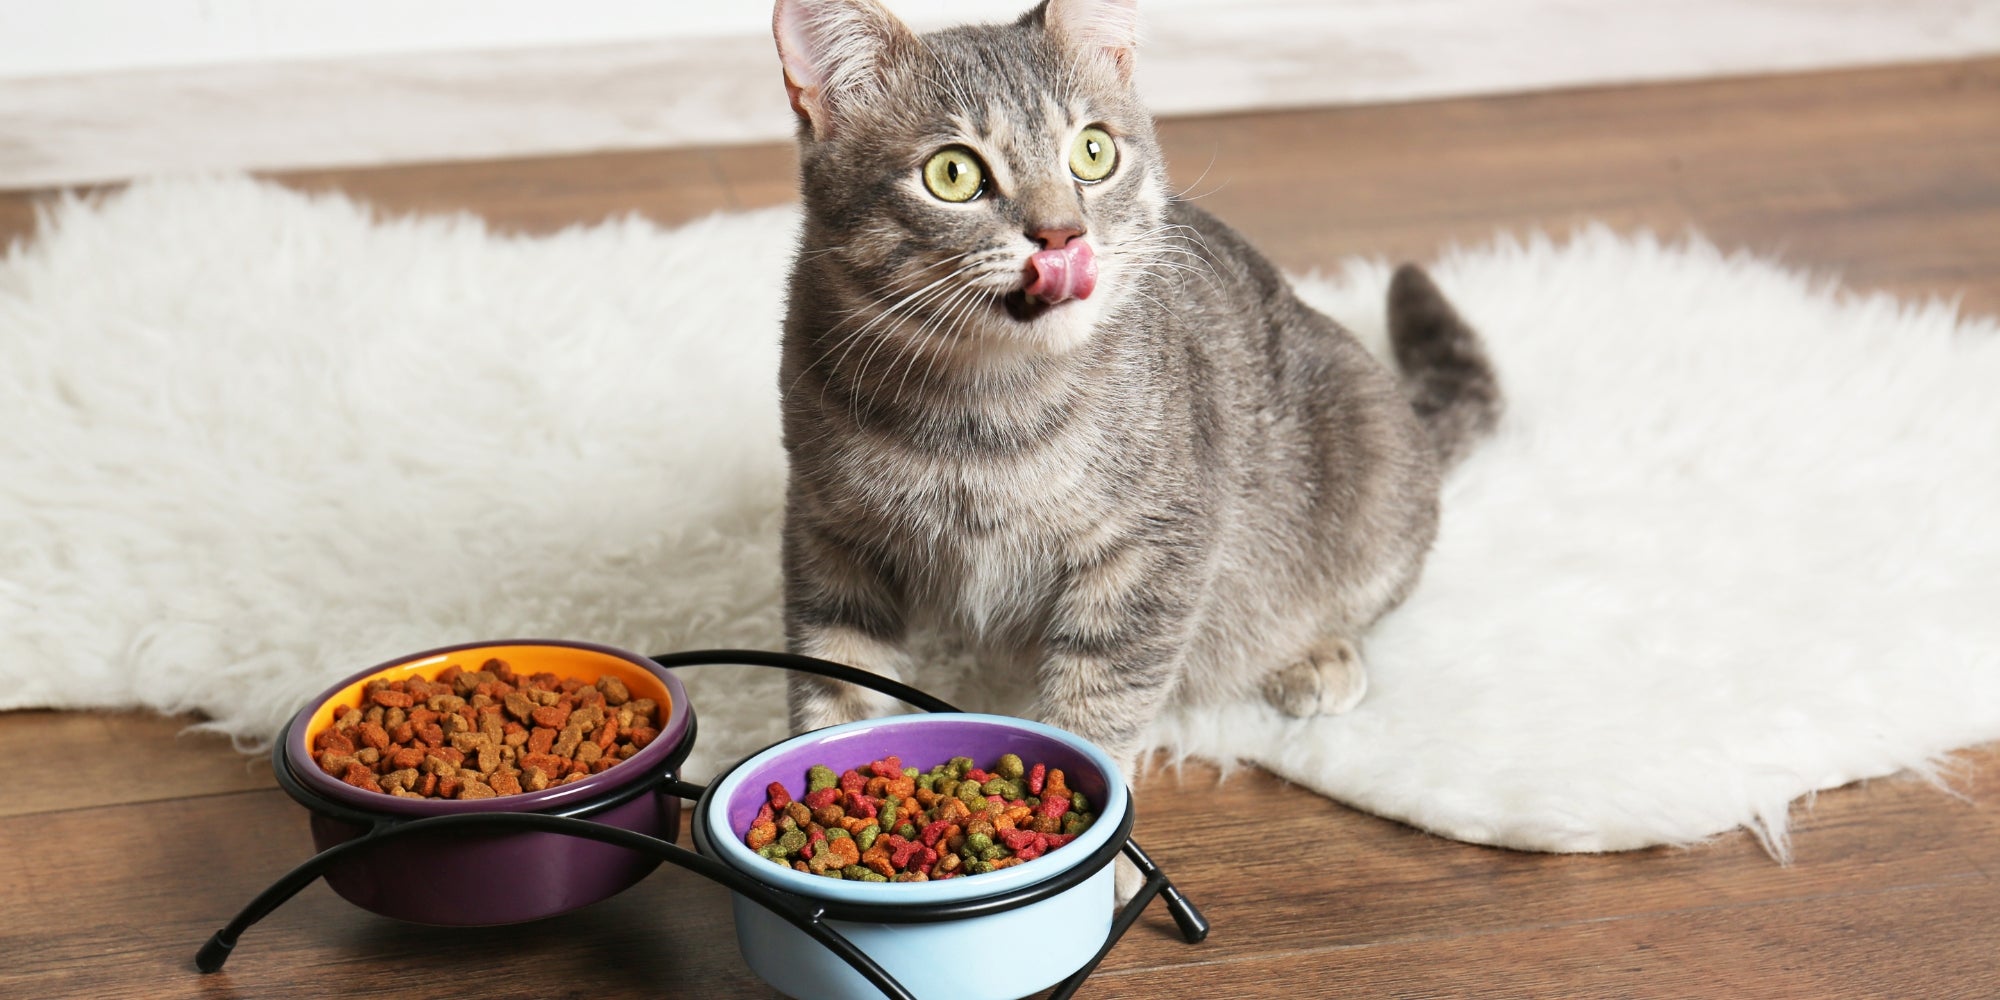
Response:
[310,659,662,800]
[743,753,1095,881]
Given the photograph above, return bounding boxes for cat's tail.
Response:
[1387,264,1502,468]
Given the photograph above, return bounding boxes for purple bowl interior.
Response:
[725,715,1110,838]
[286,638,693,817]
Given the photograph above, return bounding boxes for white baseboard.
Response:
[3,0,1995,190]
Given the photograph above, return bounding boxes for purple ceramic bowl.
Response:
[280,639,694,926]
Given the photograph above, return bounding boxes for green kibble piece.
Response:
[996,753,1025,780]
[938,778,958,798]
[807,765,838,793]
[823,867,844,880]
[1072,792,1089,812]
[917,773,937,792]
[856,824,880,851]
[980,777,1009,797]
[903,766,919,778]
[1063,812,1094,836]
[776,814,798,832]
[956,780,983,805]
[948,756,974,778]
[965,860,994,875]
[767,853,792,867]
[966,832,994,853]
[852,868,888,883]
[980,843,1007,861]
[778,829,807,855]
[968,795,991,813]
[826,827,850,841]
[896,823,917,839]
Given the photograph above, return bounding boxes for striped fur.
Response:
[772,0,1500,773]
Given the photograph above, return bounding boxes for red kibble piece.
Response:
[765,782,793,810]
[1027,763,1046,795]
[838,769,867,795]
[803,787,841,811]
[368,688,413,709]
[868,755,904,779]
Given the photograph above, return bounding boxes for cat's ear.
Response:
[772,0,916,139]
[1043,0,1140,82]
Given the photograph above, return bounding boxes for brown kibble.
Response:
[559,772,588,785]
[369,686,412,708]
[314,657,642,800]
[595,675,630,706]
[503,691,536,723]
[341,762,381,792]
[627,727,658,749]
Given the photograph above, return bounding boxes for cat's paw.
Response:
[1262,637,1369,718]
[788,678,891,734]
[1113,854,1145,906]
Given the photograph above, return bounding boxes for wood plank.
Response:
[0,711,272,818]
[1,749,1993,998]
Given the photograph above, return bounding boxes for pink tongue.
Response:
[1025,241,1098,303]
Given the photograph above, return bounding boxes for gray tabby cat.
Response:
[773,0,1500,782]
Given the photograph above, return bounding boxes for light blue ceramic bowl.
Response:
[693,713,1130,1000]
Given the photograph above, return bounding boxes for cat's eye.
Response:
[1069,126,1117,183]
[923,147,987,202]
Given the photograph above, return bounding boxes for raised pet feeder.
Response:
[195,641,1209,1000]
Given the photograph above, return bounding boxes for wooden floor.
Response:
[4,58,1998,999]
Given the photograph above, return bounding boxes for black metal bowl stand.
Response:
[195,649,1209,1000]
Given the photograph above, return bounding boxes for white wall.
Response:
[0,0,1232,79]
[3,0,1996,189]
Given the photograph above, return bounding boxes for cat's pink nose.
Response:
[1030,225,1085,250]
[1025,239,1097,303]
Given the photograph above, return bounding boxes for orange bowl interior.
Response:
[302,643,673,750]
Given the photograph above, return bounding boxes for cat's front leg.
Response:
[783,523,912,734]
[1034,537,1199,903]
[1032,538,1196,787]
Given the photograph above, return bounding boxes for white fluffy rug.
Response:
[5,176,1998,857]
